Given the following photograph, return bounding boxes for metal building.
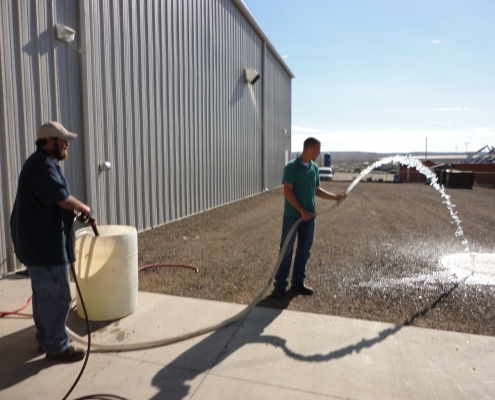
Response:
[0,0,293,274]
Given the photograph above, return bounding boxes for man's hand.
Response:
[301,210,314,221]
[77,212,97,227]
[315,187,347,201]
[284,182,314,221]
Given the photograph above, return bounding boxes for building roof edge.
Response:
[232,0,295,79]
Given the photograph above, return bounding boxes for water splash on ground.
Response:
[345,155,495,290]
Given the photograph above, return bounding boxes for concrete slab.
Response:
[211,307,495,399]
[0,274,77,338]
[0,344,208,400]
[67,292,246,372]
[191,374,333,400]
[1,275,494,400]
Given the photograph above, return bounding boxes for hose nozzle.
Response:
[78,212,100,237]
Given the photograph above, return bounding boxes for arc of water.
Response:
[347,155,469,252]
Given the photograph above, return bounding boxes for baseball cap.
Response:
[37,121,78,140]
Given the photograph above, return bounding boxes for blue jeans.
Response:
[274,216,315,290]
[26,265,71,355]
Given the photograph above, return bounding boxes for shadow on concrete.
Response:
[150,277,466,399]
[66,311,119,337]
[149,289,402,399]
[262,280,464,363]
[258,322,402,363]
[0,326,50,391]
[1,271,29,280]
[149,291,296,399]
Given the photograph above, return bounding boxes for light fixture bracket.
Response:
[56,24,76,43]
[245,68,261,85]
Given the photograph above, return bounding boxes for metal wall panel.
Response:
[82,0,270,231]
[264,48,292,189]
[0,0,85,274]
[1,0,292,274]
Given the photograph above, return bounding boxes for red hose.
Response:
[0,296,32,318]
[138,263,199,273]
[0,297,79,318]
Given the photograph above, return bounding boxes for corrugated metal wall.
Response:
[0,0,293,275]
[0,0,86,273]
[84,0,267,231]
[264,48,292,189]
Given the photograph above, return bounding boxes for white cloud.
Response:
[431,39,441,44]
[282,55,288,59]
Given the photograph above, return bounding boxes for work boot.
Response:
[270,287,285,298]
[46,346,86,363]
[290,284,314,296]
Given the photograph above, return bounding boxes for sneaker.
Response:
[270,287,286,298]
[291,284,314,295]
[46,346,86,363]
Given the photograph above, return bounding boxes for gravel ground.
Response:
[137,181,495,336]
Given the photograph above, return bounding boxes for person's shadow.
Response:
[150,289,402,399]
[0,324,50,391]
[0,273,52,390]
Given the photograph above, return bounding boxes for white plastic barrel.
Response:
[75,225,138,321]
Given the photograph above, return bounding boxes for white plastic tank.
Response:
[74,225,138,321]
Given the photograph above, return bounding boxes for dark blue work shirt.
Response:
[10,147,76,266]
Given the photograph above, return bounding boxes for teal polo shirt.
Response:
[282,156,320,217]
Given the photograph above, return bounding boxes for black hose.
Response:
[62,261,92,400]
[62,214,128,400]
[62,213,94,400]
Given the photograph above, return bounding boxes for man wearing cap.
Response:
[10,121,94,362]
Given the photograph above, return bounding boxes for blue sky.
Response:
[242,0,495,154]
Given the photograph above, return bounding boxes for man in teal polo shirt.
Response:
[271,137,346,298]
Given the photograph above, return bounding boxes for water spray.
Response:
[348,156,469,252]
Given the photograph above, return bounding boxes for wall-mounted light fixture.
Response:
[56,23,76,43]
[245,68,261,85]
[99,161,112,172]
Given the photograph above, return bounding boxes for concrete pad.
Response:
[68,291,246,372]
[211,307,495,400]
[0,346,208,400]
[67,353,208,400]
[192,374,333,399]
[0,274,79,338]
[0,275,34,337]
[1,275,495,400]
[0,274,32,309]
[0,313,36,339]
